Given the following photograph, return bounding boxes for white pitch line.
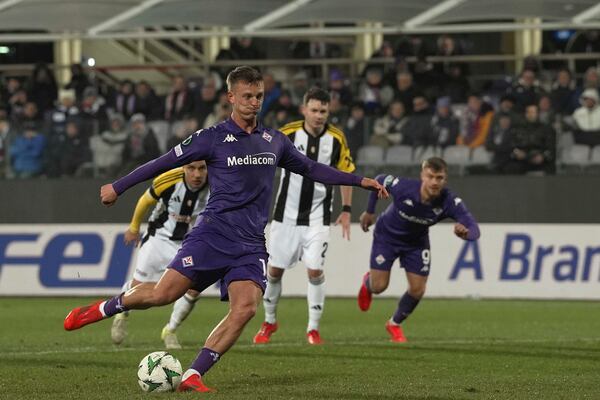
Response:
[2,337,600,357]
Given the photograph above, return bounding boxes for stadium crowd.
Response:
[0,35,599,179]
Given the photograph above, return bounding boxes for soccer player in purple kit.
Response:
[357,157,479,343]
[63,66,388,393]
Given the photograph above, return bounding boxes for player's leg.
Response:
[358,239,395,311]
[162,289,201,349]
[255,221,299,344]
[111,278,142,345]
[64,269,193,331]
[112,236,166,344]
[386,247,430,342]
[180,280,263,393]
[302,225,330,344]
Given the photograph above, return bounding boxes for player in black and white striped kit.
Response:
[254,88,356,345]
[111,160,208,349]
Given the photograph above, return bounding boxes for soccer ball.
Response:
[137,351,183,392]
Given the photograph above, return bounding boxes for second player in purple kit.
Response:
[64,66,388,393]
[358,157,480,342]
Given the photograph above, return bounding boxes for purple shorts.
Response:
[167,233,268,301]
[369,237,431,276]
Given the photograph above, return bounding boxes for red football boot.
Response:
[358,272,372,311]
[253,322,278,344]
[385,320,407,343]
[64,301,105,331]
[306,329,323,345]
[177,372,215,393]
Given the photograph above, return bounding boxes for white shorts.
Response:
[133,235,180,282]
[268,221,330,270]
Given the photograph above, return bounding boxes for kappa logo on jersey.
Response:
[433,207,443,215]
[403,199,414,207]
[262,131,272,143]
[375,254,386,265]
[182,256,194,267]
[223,134,238,143]
[297,144,305,152]
[454,197,462,206]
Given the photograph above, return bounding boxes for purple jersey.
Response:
[112,118,362,260]
[367,175,479,246]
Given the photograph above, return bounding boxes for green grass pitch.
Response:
[1,297,600,399]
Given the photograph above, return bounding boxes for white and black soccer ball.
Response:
[137,351,183,392]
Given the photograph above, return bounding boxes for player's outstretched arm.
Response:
[101,183,118,206]
[449,197,480,241]
[107,129,213,201]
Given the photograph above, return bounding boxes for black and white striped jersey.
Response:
[145,168,208,241]
[273,121,355,226]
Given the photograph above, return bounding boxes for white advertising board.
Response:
[0,224,598,299]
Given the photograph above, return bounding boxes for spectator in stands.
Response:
[45,89,79,139]
[457,93,494,148]
[80,86,108,136]
[259,72,281,120]
[230,38,264,59]
[442,63,470,104]
[505,104,555,175]
[121,113,160,173]
[575,67,600,101]
[328,94,348,127]
[400,94,434,147]
[434,35,465,76]
[359,67,393,115]
[485,114,516,174]
[289,70,309,107]
[2,77,22,116]
[56,119,92,177]
[572,88,600,147]
[27,63,57,113]
[195,77,219,127]
[538,94,555,126]
[7,87,27,123]
[90,113,128,177]
[328,69,353,107]
[65,63,90,101]
[15,102,42,132]
[112,80,137,120]
[509,69,543,112]
[344,102,370,157]
[164,75,194,122]
[10,125,46,178]
[393,71,417,114]
[0,116,16,178]
[413,56,442,100]
[431,96,460,148]
[371,100,408,148]
[489,94,517,135]
[264,90,298,129]
[167,114,200,150]
[203,102,232,129]
[135,80,162,120]
[551,68,577,116]
[366,41,396,79]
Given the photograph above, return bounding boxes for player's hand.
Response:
[123,229,141,246]
[360,177,389,199]
[454,223,469,240]
[360,212,376,232]
[335,211,351,240]
[100,184,118,207]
